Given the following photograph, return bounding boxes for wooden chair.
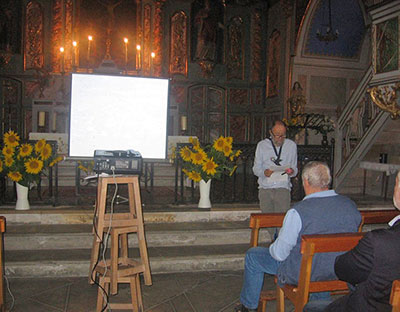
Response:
[0,217,5,312]
[248,209,398,311]
[276,233,364,312]
[391,279,400,312]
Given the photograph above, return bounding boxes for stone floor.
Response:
[4,271,290,312]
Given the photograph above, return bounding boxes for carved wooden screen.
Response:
[188,85,225,143]
[0,78,24,136]
[24,1,44,70]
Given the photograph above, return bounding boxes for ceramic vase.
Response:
[198,179,212,209]
[16,183,30,210]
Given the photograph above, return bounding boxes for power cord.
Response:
[4,274,15,311]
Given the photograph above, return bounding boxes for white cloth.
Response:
[359,161,400,176]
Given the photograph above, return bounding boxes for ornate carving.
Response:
[153,0,165,77]
[280,0,294,18]
[368,83,400,119]
[143,4,152,75]
[229,88,248,109]
[170,11,188,76]
[24,1,44,70]
[64,0,73,72]
[171,86,185,104]
[227,16,244,80]
[251,10,262,82]
[229,115,247,142]
[266,29,281,98]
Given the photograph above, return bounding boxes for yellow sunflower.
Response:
[3,130,20,148]
[4,156,13,167]
[2,145,14,157]
[223,144,232,157]
[230,150,242,161]
[180,146,192,162]
[202,157,218,176]
[25,158,44,174]
[40,143,52,160]
[8,171,22,182]
[191,149,207,165]
[19,143,33,157]
[213,136,225,152]
[0,159,3,173]
[225,136,233,145]
[50,156,64,167]
[189,171,202,182]
[182,168,190,176]
[189,137,200,149]
[34,139,46,153]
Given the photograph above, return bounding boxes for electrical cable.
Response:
[4,274,15,311]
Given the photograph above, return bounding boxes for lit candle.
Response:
[136,44,141,70]
[59,46,64,73]
[72,41,77,68]
[52,112,57,132]
[38,112,45,127]
[181,115,187,131]
[87,35,93,66]
[124,38,128,66]
[150,51,155,75]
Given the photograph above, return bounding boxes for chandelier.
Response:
[316,0,339,42]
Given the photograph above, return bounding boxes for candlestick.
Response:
[87,35,93,68]
[59,46,64,73]
[181,115,187,131]
[52,112,57,132]
[136,44,141,70]
[124,38,128,68]
[150,51,155,75]
[72,41,77,69]
[38,111,45,127]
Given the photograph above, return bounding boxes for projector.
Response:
[94,150,142,175]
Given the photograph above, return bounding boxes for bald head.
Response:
[270,120,287,146]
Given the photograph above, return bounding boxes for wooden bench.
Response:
[391,279,400,312]
[249,209,398,311]
[277,233,364,312]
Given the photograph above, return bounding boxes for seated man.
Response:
[325,171,400,312]
[235,161,362,312]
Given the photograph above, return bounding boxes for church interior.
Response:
[0,0,399,311]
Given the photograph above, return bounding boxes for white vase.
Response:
[16,183,30,210]
[198,179,212,209]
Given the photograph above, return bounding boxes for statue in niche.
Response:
[288,81,306,117]
[191,0,224,76]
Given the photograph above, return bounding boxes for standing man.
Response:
[235,162,361,312]
[252,120,298,213]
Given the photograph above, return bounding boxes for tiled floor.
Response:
[4,271,285,312]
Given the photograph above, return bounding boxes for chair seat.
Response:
[303,300,332,312]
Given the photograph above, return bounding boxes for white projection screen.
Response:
[69,73,169,159]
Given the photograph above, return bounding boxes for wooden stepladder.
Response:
[88,175,152,311]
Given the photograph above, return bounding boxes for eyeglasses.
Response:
[271,132,286,139]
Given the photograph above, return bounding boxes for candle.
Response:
[52,112,57,132]
[181,115,187,131]
[150,51,155,75]
[87,35,93,66]
[38,112,45,127]
[59,46,64,73]
[136,44,141,70]
[72,41,77,68]
[124,38,128,66]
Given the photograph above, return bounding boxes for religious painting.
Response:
[374,17,399,74]
[77,0,138,69]
[226,16,244,80]
[170,11,188,76]
[190,0,224,64]
[266,29,281,98]
[0,0,21,53]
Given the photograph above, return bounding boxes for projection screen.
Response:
[69,73,169,159]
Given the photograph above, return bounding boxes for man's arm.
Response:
[252,141,268,178]
[334,232,374,285]
[269,209,302,261]
[287,143,298,177]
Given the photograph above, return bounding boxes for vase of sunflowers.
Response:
[0,130,63,210]
[179,136,241,209]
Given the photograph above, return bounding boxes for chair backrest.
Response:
[391,279,400,312]
[294,233,365,310]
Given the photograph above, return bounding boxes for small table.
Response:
[359,161,400,199]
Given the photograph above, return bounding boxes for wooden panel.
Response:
[228,114,248,142]
[170,11,188,76]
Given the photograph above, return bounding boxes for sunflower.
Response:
[8,171,22,182]
[2,145,14,157]
[189,137,200,149]
[34,139,46,153]
[40,143,52,160]
[222,144,232,157]
[19,143,33,157]
[180,146,192,162]
[0,159,3,173]
[213,136,225,152]
[4,157,13,167]
[3,130,20,148]
[225,136,233,145]
[182,168,190,176]
[191,149,207,165]
[189,171,202,182]
[230,150,242,161]
[202,158,218,176]
[25,158,44,174]
[50,156,64,167]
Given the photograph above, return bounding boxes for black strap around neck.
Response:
[269,138,282,165]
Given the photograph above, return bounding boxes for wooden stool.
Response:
[97,274,143,312]
[89,175,152,288]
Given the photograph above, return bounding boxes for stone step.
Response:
[5,244,249,278]
[4,221,272,250]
